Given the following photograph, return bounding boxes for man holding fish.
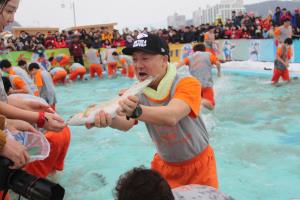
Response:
[84,33,219,189]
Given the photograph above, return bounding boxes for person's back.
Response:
[1,60,31,95]
[54,54,70,67]
[86,48,100,65]
[86,47,103,79]
[185,51,214,88]
[278,25,292,43]
[50,67,67,85]
[12,66,38,95]
[49,67,65,75]
[204,27,215,50]
[69,63,86,81]
[40,70,57,107]
[8,74,31,94]
[178,43,221,110]
[274,18,292,44]
[70,63,84,72]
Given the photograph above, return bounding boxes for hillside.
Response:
[245,0,300,17]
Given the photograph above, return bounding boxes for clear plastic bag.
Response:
[6,130,50,162]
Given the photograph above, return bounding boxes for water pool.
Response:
[55,73,300,200]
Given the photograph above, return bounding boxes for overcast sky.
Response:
[15,0,266,30]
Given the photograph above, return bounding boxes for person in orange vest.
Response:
[271,38,293,85]
[274,18,293,46]
[177,43,221,110]
[87,34,219,189]
[112,51,135,79]
[49,67,68,85]
[204,26,216,55]
[105,50,118,78]
[0,60,30,95]
[85,42,103,79]
[69,63,86,81]
[14,60,39,96]
[28,63,57,111]
[48,53,71,68]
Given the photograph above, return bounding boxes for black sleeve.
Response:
[1,76,12,94]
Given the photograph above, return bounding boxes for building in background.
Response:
[192,0,245,26]
[245,0,300,17]
[12,27,59,37]
[64,22,117,34]
[167,13,186,29]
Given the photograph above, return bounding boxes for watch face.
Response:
[133,105,142,118]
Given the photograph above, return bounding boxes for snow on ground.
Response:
[221,61,300,75]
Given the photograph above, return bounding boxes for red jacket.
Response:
[69,42,85,57]
[54,40,67,48]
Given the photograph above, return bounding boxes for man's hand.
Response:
[118,88,128,96]
[285,62,289,68]
[117,96,139,117]
[85,111,113,129]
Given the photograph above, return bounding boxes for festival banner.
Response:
[293,40,300,63]
[1,40,299,65]
[258,39,276,62]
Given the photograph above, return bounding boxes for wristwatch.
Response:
[126,104,143,120]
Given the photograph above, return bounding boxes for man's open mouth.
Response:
[138,72,148,79]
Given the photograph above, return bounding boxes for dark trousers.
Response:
[74,56,84,66]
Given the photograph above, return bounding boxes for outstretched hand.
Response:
[44,112,66,132]
[85,111,113,129]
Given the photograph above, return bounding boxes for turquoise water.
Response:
[55,73,300,200]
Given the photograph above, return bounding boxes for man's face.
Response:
[29,68,38,76]
[132,51,168,83]
[0,0,20,32]
[2,66,12,73]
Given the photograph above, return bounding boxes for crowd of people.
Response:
[0,6,299,54]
